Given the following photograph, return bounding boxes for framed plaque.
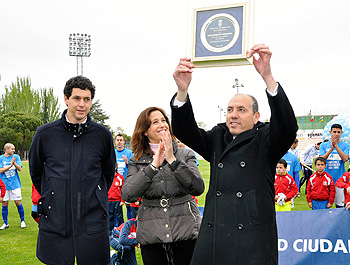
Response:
[191,2,254,67]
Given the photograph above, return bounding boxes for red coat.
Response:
[336,172,350,205]
[274,173,298,202]
[0,179,5,198]
[307,171,336,204]
[108,173,124,202]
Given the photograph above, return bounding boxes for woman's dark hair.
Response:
[131,107,175,160]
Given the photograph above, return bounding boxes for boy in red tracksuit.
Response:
[108,165,125,233]
[0,179,6,204]
[307,157,336,210]
[336,169,350,207]
[274,159,298,211]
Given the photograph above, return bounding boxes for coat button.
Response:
[161,180,164,183]
[240,161,246,167]
[208,223,213,228]
[166,234,170,238]
[165,224,169,228]
[236,192,242,198]
[52,192,55,195]
[238,224,244,230]
[164,208,167,212]
[216,191,222,197]
[218,163,223,168]
[39,202,42,205]
[48,206,52,209]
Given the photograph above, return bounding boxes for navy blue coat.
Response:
[29,110,116,265]
[171,85,298,265]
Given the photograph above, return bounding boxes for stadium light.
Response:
[69,33,91,75]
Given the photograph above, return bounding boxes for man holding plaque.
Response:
[170,44,298,264]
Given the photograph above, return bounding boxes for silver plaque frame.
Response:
[191,2,254,67]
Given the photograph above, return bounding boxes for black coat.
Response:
[171,85,298,265]
[29,110,116,265]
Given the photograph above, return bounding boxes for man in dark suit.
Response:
[170,44,298,264]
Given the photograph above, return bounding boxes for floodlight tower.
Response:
[233,78,244,94]
[69,33,91,76]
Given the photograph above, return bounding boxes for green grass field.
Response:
[0,160,342,264]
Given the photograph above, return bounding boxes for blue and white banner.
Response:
[277,208,350,265]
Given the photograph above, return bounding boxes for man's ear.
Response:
[64,95,69,106]
[254,111,260,124]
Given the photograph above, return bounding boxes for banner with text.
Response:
[277,208,350,264]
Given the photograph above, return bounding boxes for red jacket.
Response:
[108,173,125,202]
[274,173,298,202]
[307,171,336,204]
[32,184,41,205]
[336,172,350,205]
[0,179,5,198]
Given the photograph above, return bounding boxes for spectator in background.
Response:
[300,141,322,193]
[115,133,134,219]
[110,217,138,265]
[307,157,336,210]
[108,164,125,233]
[335,169,350,209]
[289,138,299,157]
[282,151,302,199]
[320,124,349,208]
[31,184,41,224]
[0,143,25,230]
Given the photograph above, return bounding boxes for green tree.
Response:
[113,126,131,141]
[0,76,60,123]
[0,112,42,158]
[89,99,111,129]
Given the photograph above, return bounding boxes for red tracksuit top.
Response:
[274,172,298,202]
[108,173,125,202]
[307,171,336,204]
[336,172,350,205]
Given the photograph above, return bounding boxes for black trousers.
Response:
[140,239,196,265]
[300,166,313,193]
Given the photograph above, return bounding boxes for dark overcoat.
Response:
[29,110,116,265]
[171,85,298,265]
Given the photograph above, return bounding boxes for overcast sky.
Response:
[1,0,350,135]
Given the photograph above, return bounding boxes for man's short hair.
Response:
[116,133,125,140]
[315,156,326,165]
[249,95,259,114]
[64,76,95,99]
[4,143,14,150]
[277,159,288,168]
[330,123,342,131]
[236,94,259,114]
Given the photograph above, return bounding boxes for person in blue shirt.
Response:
[320,123,350,208]
[115,133,134,219]
[282,151,302,192]
[0,143,25,230]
